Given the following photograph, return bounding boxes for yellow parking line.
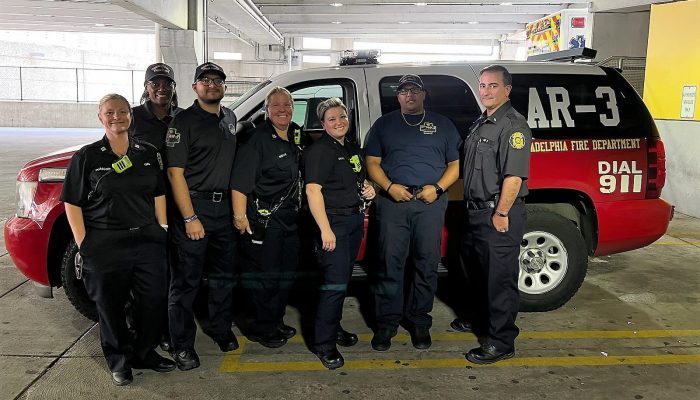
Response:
[279,329,700,344]
[220,354,700,373]
[219,330,700,373]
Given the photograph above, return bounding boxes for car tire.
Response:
[519,208,587,312]
[61,240,98,321]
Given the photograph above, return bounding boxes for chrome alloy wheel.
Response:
[519,230,569,295]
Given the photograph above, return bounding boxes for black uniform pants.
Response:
[461,201,526,351]
[374,193,447,330]
[81,225,167,373]
[314,212,364,351]
[168,197,236,351]
[239,216,299,335]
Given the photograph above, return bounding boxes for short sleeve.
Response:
[152,150,166,196]
[231,133,261,194]
[500,116,532,179]
[165,113,189,168]
[443,117,461,163]
[60,148,89,207]
[303,143,332,186]
[363,119,383,157]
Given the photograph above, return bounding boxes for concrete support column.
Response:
[159,27,201,106]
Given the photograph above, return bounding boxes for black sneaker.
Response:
[336,328,358,347]
[371,328,397,351]
[247,330,288,348]
[278,323,297,339]
[173,349,201,371]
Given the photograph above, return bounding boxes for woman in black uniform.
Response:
[61,93,175,386]
[232,86,303,348]
[304,97,376,369]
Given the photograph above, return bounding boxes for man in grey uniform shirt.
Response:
[459,65,531,364]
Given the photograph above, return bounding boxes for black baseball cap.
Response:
[194,62,226,82]
[397,74,424,90]
[144,63,175,84]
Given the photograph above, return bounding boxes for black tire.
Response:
[519,208,587,312]
[61,240,98,321]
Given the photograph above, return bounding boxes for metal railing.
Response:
[597,56,646,96]
[0,65,265,103]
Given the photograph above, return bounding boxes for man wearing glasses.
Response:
[166,62,239,370]
[365,74,460,351]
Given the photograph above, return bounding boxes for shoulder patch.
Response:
[166,128,180,147]
[509,132,526,150]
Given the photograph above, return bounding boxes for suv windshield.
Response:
[227,80,271,110]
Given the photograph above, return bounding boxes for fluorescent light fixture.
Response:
[398,21,410,24]
[213,51,243,60]
[332,21,342,24]
[500,2,513,5]
[330,2,343,6]
[415,2,428,6]
[303,55,331,64]
[303,37,331,49]
[94,23,106,27]
[468,21,479,25]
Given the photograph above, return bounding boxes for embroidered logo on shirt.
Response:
[420,122,437,135]
[349,155,362,173]
[228,123,236,136]
[156,152,163,170]
[278,153,288,158]
[509,132,526,150]
[165,128,180,147]
[94,167,111,172]
[144,162,151,166]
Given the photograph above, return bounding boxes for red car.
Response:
[5,60,674,320]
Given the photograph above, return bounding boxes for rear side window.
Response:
[509,67,656,139]
[378,75,481,138]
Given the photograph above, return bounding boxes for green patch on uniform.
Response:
[349,154,362,172]
[509,132,526,150]
[112,155,132,173]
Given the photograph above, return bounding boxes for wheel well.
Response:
[526,189,598,256]
[47,213,70,287]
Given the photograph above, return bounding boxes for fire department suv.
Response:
[4,60,673,320]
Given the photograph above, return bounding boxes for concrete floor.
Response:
[1,129,698,400]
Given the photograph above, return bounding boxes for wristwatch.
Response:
[432,183,445,196]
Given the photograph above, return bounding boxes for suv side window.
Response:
[509,68,655,139]
[241,80,358,144]
[378,75,481,138]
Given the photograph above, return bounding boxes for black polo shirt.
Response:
[129,101,182,152]
[60,136,166,229]
[304,134,365,210]
[231,120,302,209]
[462,100,531,201]
[166,100,237,192]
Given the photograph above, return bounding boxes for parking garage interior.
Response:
[1,0,699,399]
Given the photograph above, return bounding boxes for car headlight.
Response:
[38,168,67,182]
[16,180,38,218]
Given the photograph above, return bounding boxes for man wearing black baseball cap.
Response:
[167,61,239,371]
[365,73,461,352]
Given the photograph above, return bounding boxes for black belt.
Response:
[465,197,524,210]
[189,190,228,202]
[326,206,363,216]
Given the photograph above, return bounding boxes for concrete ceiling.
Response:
[0,0,678,44]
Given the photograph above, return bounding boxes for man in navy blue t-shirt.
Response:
[365,74,460,351]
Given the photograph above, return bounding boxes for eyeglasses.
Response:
[198,77,225,87]
[146,81,175,89]
[397,87,423,95]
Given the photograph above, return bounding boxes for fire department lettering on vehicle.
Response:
[527,86,620,128]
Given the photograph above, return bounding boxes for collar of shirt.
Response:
[143,101,177,124]
[99,135,147,156]
[192,100,224,121]
[481,100,513,125]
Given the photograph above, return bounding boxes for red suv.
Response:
[5,61,674,320]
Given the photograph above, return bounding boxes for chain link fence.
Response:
[597,56,646,97]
